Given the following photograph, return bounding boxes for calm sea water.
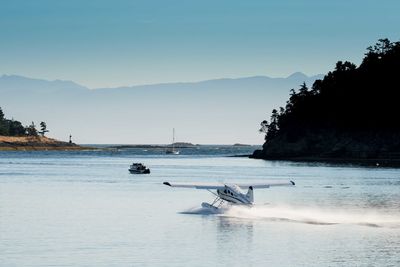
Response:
[1,146,400,267]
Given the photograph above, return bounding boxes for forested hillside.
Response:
[253,39,400,161]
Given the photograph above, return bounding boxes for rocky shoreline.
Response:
[0,136,88,151]
[251,131,400,167]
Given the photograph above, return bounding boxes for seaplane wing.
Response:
[163,180,295,190]
[236,180,295,189]
[163,182,224,189]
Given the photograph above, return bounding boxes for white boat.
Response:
[129,163,150,174]
[166,128,180,155]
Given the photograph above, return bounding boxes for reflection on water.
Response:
[217,216,254,244]
[216,217,254,261]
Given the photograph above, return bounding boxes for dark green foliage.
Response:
[0,107,45,137]
[7,120,26,136]
[259,109,280,141]
[26,122,38,136]
[258,39,400,158]
[0,107,6,135]
[39,121,49,136]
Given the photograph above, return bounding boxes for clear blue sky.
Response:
[0,0,399,88]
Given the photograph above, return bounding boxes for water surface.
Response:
[1,147,399,266]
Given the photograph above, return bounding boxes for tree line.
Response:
[0,107,49,137]
[260,39,400,143]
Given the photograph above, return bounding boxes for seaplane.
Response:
[163,180,295,209]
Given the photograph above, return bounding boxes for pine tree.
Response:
[0,107,7,135]
[26,122,38,136]
[39,122,49,136]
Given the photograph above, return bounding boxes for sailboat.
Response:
[166,128,180,155]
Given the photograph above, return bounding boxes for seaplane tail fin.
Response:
[246,186,254,203]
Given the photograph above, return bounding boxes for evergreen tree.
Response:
[0,107,8,135]
[263,109,279,141]
[259,38,400,148]
[26,122,38,136]
[7,120,25,136]
[0,107,41,137]
[39,122,49,136]
[259,120,269,135]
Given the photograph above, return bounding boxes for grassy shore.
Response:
[0,135,88,151]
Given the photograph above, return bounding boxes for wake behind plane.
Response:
[163,180,295,209]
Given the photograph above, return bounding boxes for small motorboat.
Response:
[129,163,150,174]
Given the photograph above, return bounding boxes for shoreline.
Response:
[0,146,90,151]
[0,135,90,151]
[249,154,400,168]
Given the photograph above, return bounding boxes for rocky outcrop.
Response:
[251,130,400,163]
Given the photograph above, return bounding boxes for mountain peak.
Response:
[286,72,308,79]
[0,74,89,92]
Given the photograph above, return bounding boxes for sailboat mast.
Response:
[172,128,175,151]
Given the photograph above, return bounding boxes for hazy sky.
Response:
[1,0,399,88]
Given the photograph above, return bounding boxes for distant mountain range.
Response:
[1,72,323,144]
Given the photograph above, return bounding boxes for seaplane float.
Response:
[163,180,295,209]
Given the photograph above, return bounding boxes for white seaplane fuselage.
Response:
[216,184,254,205]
